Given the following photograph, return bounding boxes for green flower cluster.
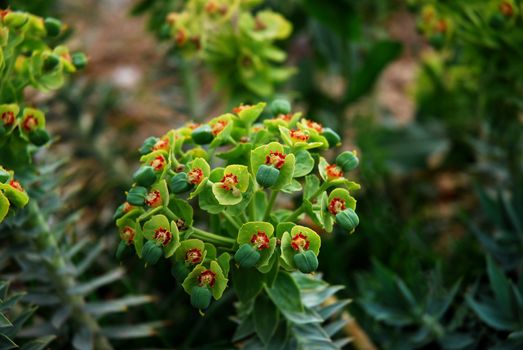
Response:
[164,0,294,97]
[0,10,87,169]
[115,100,360,311]
[414,0,521,49]
[0,166,28,222]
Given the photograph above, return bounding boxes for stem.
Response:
[222,211,241,231]
[285,182,330,222]
[248,197,256,221]
[191,227,235,246]
[28,201,113,350]
[264,190,278,221]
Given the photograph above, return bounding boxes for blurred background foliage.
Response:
[2,0,523,348]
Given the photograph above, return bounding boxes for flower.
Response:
[185,248,203,264]
[150,155,166,171]
[291,232,310,251]
[328,197,346,216]
[250,231,270,251]
[22,114,38,131]
[265,151,286,169]
[220,173,239,191]
[1,111,15,126]
[9,180,23,192]
[326,164,343,180]
[233,104,252,114]
[211,119,228,136]
[304,119,323,133]
[152,138,169,151]
[198,269,216,287]
[145,190,162,207]
[120,226,135,244]
[188,168,204,185]
[154,227,172,246]
[289,129,310,142]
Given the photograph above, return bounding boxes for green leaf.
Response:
[20,336,56,350]
[487,256,512,318]
[253,295,279,344]
[293,150,314,177]
[231,265,264,304]
[466,295,515,331]
[0,334,18,350]
[266,271,303,314]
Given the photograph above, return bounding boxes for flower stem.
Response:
[222,211,241,231]
[285,182,330,222]
[191,227,235,246]
[264,190,278,221]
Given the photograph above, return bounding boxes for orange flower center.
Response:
[328,198,346,215]
[233,105,252,114]
[188,168,204,185]
[150,155,166,171]
[250,231,270,251]
[211,120,228,136]
[291,233,310,251]
[123,202,133,213]
[265,151,286,169]
[289,129,310,142]
[145,190,162,207]
[221,173,239,191]
[304,119,323,133]
[500,1,513,17]
[326,164,343,179]
[175,29,186,45]
[153,139,169,151]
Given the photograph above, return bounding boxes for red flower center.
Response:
[1,111,15,126]
[153,139,169,151]
[220,173,239,191]
[291,233,310,251]
[328,198,346,215]
[233,105,252,114]
[188,168,204,185]
[198,269,216,287]
[205,0,218,13]
[121,226,135,244]
[9,180,23,192]
[435,19,447,33]
[211,120,228,136]
[304,119,323,133]
[265,151,286,169]
[154,227,172,246]
[150,155,166,171]
[326,164,343,179]
[289,129,310,142]
[145,190,162,207]
[22,115,38,131]
[250,231,270,251]
[185,248,203,264]
[175,29,186,45]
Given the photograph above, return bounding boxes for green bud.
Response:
[234,243,261,268]
[169,172,193,194]
[0,169,9,183]
[171,262,190,283]
[44,17,62,37]
[139,136,159,155]
[269,99,291,116]
[126,186,148,206]
[159,23,171,40]
[335,208,359,231]
[28,129,50,146]
[293,250,318,273]
[191,286,212,309]
[323,127,341,148]
[335,151,359,172]
[115,240,133,260]
[256,164,280,188]
[191,125,213,145]
[71,52,88,70]
[141,240,163,265]
[43,54,61,71]
[133,166,156,187]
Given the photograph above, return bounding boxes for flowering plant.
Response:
[115,99,361,315]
